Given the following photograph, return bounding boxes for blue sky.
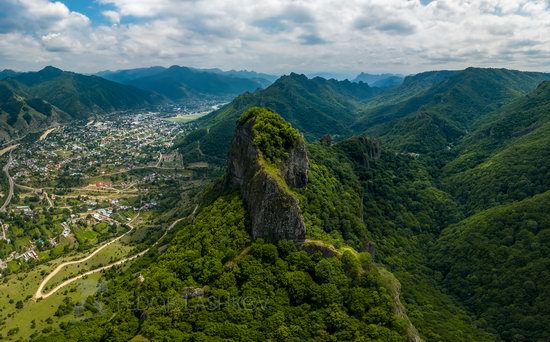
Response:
[1,0,550,75]
[59,1,112,24]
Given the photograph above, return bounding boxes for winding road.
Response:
[0,152,15,212]
[34,210,191,300]
[34,211,141,299]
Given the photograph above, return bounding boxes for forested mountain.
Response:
[442,80,550,212]
[175,73,380,162]
[0,64,272,143]
[353,72,404,88]
[97,66,276,88]
[0,82,68,141]
[432,191,550,341]
[100,65,269,101]
[37,108,421,341]
[0,69,20,80]
[0,66,163,142]
[354,68,550,153]
[176,67,550,163]
[371,76,404,89]
[167,67,550,341]
[361,70,459,109]
[200,68,278,84]
[0,65,546,340]
[95,66,167,84]
[2,66,161,119]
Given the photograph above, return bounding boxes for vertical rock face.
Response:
[280,139,308,188]
[225,109,308,242]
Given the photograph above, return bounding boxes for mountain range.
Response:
[174,73,381,163]
[2,64,547,340]
[0,65,279,143]
[0,69,20,80]
[0,66,160,142]
[176,67,550,162]
[168,67,550,341]
[96,65,274,101]
[353,72,404,89]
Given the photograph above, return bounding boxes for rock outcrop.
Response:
[225,108,308,242]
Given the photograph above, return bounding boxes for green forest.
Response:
[8,67,549,341]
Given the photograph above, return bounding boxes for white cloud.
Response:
[1,0,550,74]
[102,10,121,25]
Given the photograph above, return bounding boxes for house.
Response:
[61,223,72,237]
[92,213,103,221]
[96,181,113,188]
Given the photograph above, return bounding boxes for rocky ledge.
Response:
[225,107,308,242]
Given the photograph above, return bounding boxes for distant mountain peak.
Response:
[34,66,65,80]
[39,65,63,74]
[288,72,308,79]
[353,72,404,88]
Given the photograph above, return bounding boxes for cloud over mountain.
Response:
[1,0,550,74]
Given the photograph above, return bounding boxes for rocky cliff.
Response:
[225,107,308,242]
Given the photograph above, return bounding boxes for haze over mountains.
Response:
[352,72,404,89]
[96,66,275,101]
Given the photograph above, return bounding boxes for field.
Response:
[40,240,133,293]
[164,113,207,123]
[0,252,112,340]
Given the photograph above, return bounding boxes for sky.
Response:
[1,0,550,76]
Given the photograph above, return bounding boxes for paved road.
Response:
[34,212,189,299]
[0,153,15,212]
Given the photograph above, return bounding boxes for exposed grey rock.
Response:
[225,114,308,242]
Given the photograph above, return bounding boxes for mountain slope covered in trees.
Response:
[0,82,68,141]
[0,66,163,142]
[170,67,550,341]
[0,69,20,80]
[37,108,420,341]
[175,73,380,162]
[353,68,550,153]
[2,66,161,119]
[432,190,550,341]
[96,66,276,89]
[442,80,550,212]
[179,67,550,164]
[120,65,268,101]
[3,66,547,341]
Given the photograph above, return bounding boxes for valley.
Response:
[0,108,213,340]
[5,1,550,340]
[0,68,548,342]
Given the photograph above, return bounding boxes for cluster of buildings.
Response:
[10,112,186,188]
[0,109,205,276]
